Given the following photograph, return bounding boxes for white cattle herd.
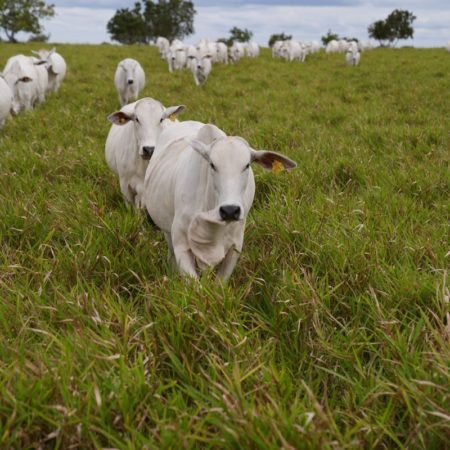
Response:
[0,47,66,128]
[156,37,259,86]
[2,39,449,280]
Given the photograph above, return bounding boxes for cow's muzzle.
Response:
[141,146,155,160]
[219,205,241,222]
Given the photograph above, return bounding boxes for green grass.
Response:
[0,43,449,448]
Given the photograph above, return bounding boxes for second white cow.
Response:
[105,97,185,207]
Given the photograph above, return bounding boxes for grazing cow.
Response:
[3,55,39,114]
[0,76,13,128]
[114,58,145,107]
[230,42,245,62]
[105,97,185,207]
[446,42,450,52]
[190,51,212,86]
[272,40,284,58]
[29,56,48,104]
[245,42,260,58]
[32,48,66,93]
[143,123,297,281]
[216,42,228,64]
[346,43,361,66]
[168,40,187,71]
[156,37,170,59]
[280,40,303,61]
[326,40,339,53]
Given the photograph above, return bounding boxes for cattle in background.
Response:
[114,58,145,107]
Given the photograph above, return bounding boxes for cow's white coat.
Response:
[0,76,13,127]
[143,123,297,280]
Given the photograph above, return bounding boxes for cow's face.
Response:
[189,137,297,222]
[120,60,137,85]
[107,99,185,160]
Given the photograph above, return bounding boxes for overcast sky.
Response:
[22,1,450,47]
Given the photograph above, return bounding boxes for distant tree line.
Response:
[107,0,196,44]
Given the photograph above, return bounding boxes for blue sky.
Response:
[28,1,450,46]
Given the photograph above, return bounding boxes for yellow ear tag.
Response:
[119,117,126,124]
[272,160,284,174]
[169,113,177,122]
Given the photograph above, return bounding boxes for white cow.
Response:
[230,42,245,62]
[272,40,284,58]
[446,41,450,52]
[216,42,228,64]
[346,42,360,66]
[114,58,145,107]
[326,40,339,53]
[32,48,66,93]
[168,40,187,71]
[30,56,48,104]
[0,76,13,128]
[156,37,170,58]
[280,40,302,61]
[245,42,260,58]
[190,51,212,86]
[3,55,39,114]
[105,97,185,207]
[143,123,297,281]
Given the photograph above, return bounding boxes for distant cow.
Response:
[216,42,228,64]
[0,76,13,128]
[143,123,297,281]
[32,48,66,93]
[190,51,212,86]
[114,58,145,107]
[168,40,187,72]
[105,97,185,207]
[156,37,170,59]
[3,55,39,114]
[326,40,339,53]
[346,42,361,66]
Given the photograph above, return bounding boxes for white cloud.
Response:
[42,4,450,47]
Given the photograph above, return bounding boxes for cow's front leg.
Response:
[216,246,241,283]
[173,245,198,278]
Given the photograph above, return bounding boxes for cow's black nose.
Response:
[127,79,134,85]
[142,146,155,159]
[219,205,241,221]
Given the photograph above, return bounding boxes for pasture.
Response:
[0,43,449,448]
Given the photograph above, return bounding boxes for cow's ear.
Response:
[107,111,135,125]
[251,150,297,172]
[187,138,211,162]
[162,105,186,122]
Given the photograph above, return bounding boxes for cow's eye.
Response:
[135,117,140,124]
[244,163,250,171]
[210,162,217,171]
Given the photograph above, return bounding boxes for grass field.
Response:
[0,43,449,448]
